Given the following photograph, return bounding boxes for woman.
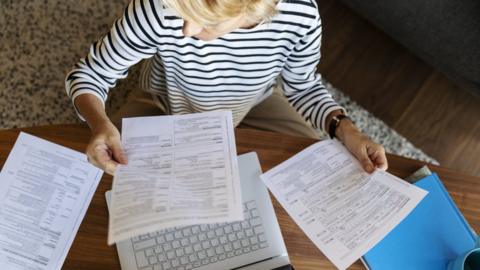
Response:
[66,0,388,175]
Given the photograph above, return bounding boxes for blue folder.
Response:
[362,173,477,270]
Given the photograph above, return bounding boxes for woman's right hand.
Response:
[86,120,128,175]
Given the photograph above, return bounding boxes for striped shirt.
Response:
[65,0,343,131]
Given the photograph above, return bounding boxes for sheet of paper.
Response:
[260,140,427,270]
[108,111,243,244]
[0,132,103,270]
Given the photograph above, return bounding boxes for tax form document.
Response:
[108,111,243,244]
[0,132,103,270]
[260,140,427,270]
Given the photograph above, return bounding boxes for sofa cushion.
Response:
[338,0,480,96]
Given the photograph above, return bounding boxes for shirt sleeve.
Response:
[280,13,345,132]
[65,0,163,120]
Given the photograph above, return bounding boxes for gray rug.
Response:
[0,0,438,165]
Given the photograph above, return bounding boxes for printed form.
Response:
[261,140,427,270]
[0,132,103,270]
[108,111,243,244]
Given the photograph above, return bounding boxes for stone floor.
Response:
[0,0,437,164]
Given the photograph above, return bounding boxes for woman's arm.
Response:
[65,0,165,174]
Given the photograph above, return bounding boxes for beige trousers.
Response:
[111,88,320,139]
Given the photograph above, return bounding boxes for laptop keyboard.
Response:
[131,200,269,270]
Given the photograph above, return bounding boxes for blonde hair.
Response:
[164,0,278,26]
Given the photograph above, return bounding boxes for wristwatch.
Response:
[328,114,350,139]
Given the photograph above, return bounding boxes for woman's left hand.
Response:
[336,119,388,173]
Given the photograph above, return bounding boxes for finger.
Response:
[89,143,118,173]
[104,160,120,176]
[368,145,388,170]
[108,137,128,165]
[356,147,375,173]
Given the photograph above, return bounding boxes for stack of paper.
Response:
[108,111,243,245]
[0,133,103,270]
[261,139,428,270]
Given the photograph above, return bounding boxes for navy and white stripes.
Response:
[65,0,343,131]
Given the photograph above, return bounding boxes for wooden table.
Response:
[0,124,479,270]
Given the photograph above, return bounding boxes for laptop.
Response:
[105,152,292,270]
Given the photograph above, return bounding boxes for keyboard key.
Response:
[191,226,200,234]
[171,259,180,267]
[180,256,189,265]
[206,248,215,257]
[134,239,157,251]
[189,235,198,243]
[174,231,182,239]
[235,250,242,256]
[233,241,241,250]
[166,251,175,260]
[218,254,226,261]
[227,251,235,258]
[134,251,149,268]
[202,241,211,249]
[162,262,171,269]
[153,264,163,270]
[198,250,207,259]
[207,231,215,239]
[172,240,181,249]
[215,246,224,254]
[163,243,172,252]
[246,201,256,210]
[215,228,224,235]
[260,242,268,248]
[241,221,250,229]
[210,257,218,263]
[165,233,174,242]
[202,259,209,265]
[185,246,193,254]
[224,244,232,252]
[157,253,166,262]
[200,225,208,231]
[253,225,264,234]
[145,248,154,257]
[259,233,267,242]
[219,236,228,244]
[236,231,245,239]
[252,244,259,250]
[154,246,162,254]
[198,233,207,241]
[156,236,165,244]
[176,248,184,257]
[251,209,260,217]
[233,223,241,231]
[250,236,258,245]
[224,226,233,234]
[188,254,197,262]
[250,217,261,226]
[148,255,158,265]
[193,243,202,252]
[181,238,189,246]
[241,239,249,247]
[243,247,251,253]
[183,228,192,237]
[211,238,219,247]
[245,229,254,237]
[227,234,236,242]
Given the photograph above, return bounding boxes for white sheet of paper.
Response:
[0,132,103,270]
[260,140,427,270]
[108,111,243,244]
